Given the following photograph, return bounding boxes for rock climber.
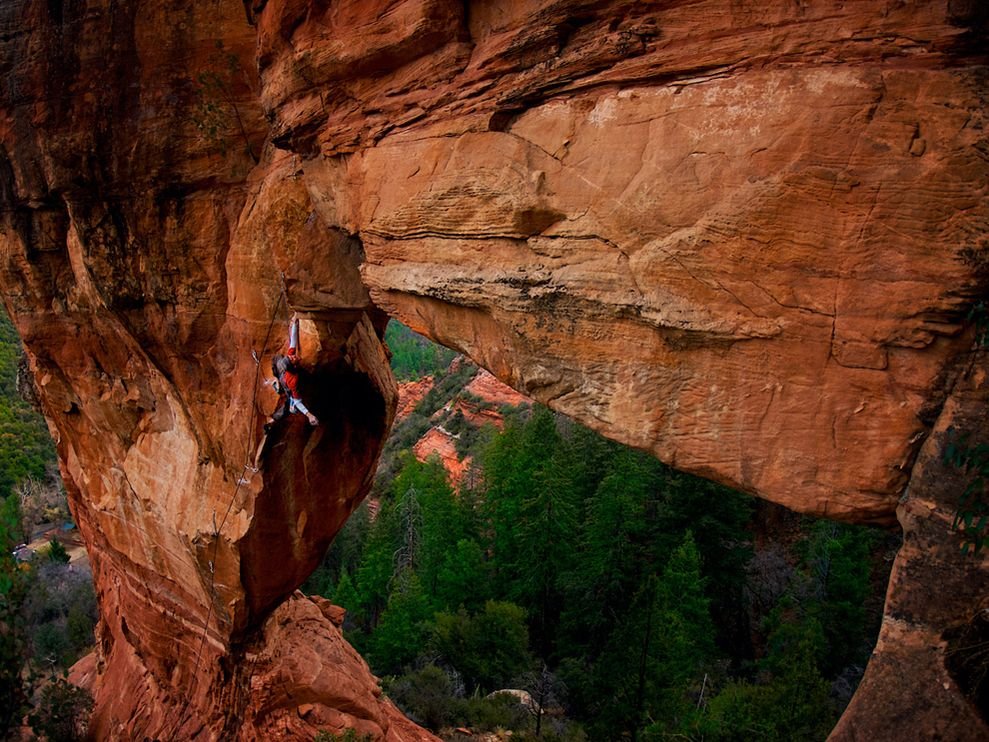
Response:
[266,313,319,428]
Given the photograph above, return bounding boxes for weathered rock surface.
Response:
[0,0,986,739]
[0,2,431,738]
[396,376,436,420]
[464,370,532,415]
[413,426,471,485]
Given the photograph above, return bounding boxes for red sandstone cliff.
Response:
[396,377,436,421]
[0,1,986,739]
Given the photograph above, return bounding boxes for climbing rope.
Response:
[172,283,287,735]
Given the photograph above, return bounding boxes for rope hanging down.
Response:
[173,284,287,734]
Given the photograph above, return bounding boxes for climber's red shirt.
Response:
[282,347,300,398]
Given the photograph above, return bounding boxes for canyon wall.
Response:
[0,0,986,739]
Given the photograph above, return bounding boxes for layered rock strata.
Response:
[0,0,986,739]
[0,1,432,738]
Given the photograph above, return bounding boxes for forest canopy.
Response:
[305,323,893,741]
[0,311,55,500]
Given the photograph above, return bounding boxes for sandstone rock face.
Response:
[283,1,989,524]
[396,377,436,420]
[0,0,986,739]
[0,2,430,738]
[413,426,471,485]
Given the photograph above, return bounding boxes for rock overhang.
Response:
[0,0,987,739]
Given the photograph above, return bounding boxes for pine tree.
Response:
[803,520,874,674]
[368,572,433,675]
[588,532,716,738]
[332,570,361,617]
[354,498,400,630]
[435,538,489,612]
[508,409,579,656]
[410,458,463,598]
[481,418,532,592]
[652,470,753,657]
[560,449,658,655]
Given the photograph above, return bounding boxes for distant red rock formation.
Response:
[464,370,531,411]
[413,427,471,486]
[395,376,435,421]
[412,368,531,487]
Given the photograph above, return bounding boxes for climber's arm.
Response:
[288,314,299,357]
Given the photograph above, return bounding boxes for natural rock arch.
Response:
[0,1,986,739]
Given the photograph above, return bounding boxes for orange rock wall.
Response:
[413,427,471,487]
[0,1,432,739]
[396,376,436,420]
[274,0,989,523]
[0,0,986,739]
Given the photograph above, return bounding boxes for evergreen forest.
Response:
[304,322,897,741]
[0,314,55,500]
[0,309,97,740]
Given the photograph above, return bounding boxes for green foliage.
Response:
[942,426,989,554]
[687,613,836,742]
[394,456,461,597]
[302,324,887,740]
[586,532,717,738]
[447,410,490,459]
[368,573,433,674]
[482,407,582,653]
[27,677,93,742]
[22,562,98,669]
[0,311,94,738]
[650,469,754,655]
[302,502,370,598]
[801,521,874,674]
[0,309,56,501]
[47,538,69,564]
[32,621,72,669]
[432,600,532,693]
[384,664,457,730]
[434,538,489,613]
[386,666,539,734]
[559,449,658,651]
[329,396,882,738]
[385,321,457,381]
[313,729,372,742]
[353,496,399,629]
[0,492,29,737]
[330,571,360,615]
[459,692,532,733]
